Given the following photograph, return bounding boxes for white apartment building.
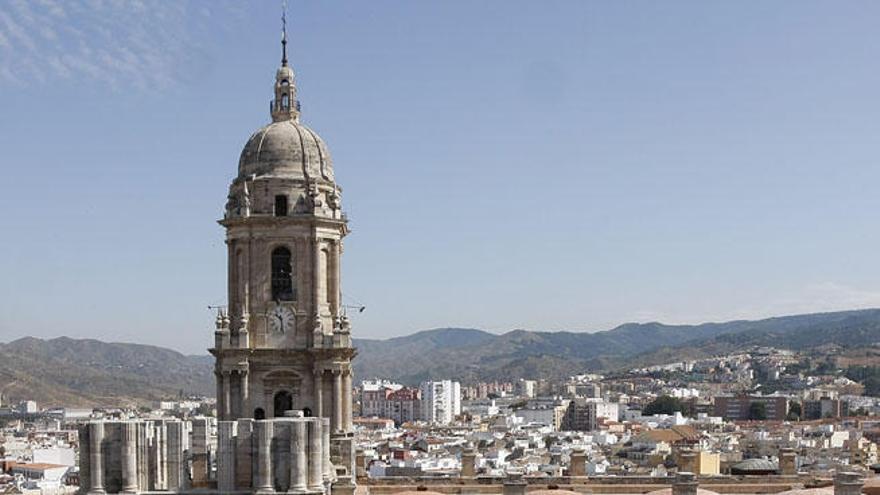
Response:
[420,380,461,425]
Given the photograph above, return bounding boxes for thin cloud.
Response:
[0,0,236,92]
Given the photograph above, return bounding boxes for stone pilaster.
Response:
[314,368,324,418]
[215,371,224,420]
[223,370,232,420]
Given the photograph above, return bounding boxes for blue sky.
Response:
[2,1,880,354]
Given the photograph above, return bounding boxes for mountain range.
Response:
[2,308,880,407]
[353,308,880,383]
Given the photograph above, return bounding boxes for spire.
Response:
[281,0,288,67]
[271,0,299,122]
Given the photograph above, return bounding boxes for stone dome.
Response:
[730,458,778,474]
[238,119,334,182]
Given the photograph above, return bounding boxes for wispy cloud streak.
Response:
[0,0,238,92]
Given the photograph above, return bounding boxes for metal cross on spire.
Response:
[281,0,289,67]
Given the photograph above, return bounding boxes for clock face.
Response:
[268,305,295,334]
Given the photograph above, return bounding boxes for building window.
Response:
[281,79,289,87]
[254,408,265,420]
[281,93,289,109]
[271,246,294,301]
[274,195,288,216]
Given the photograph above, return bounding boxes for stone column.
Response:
[333,370,343,432]
[121,422,139,494]
[308,419,323,491]
[673,472,699,495]
[322,418,332,482]
[218,422,237,493]
[343,369,353,431]
[166,422,186,491]
[290,421,307,493]
[834,472,864,495]
[88,422,106,495]
[314,369,324,418]
[255,420,275,494]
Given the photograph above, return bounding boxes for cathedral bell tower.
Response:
[211,19,356,491]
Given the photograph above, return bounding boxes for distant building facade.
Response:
[803,397,847,420]
[713,395,788,421]
[516,380,537,398]
[420,381,461,425]
[562,398,619,431]
[360,386,422,425]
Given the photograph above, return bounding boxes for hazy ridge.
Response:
[3,309,880,406]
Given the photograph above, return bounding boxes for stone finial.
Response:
[678,449,698,475]
[503,470,527,495]
[779,448,798,476]
[461,446,477,478]
[834,472,865,495]
[569,448,587,477]
[673,472,699,495]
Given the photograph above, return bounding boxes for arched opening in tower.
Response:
[271,246,294,301]
[274,391,294,417]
